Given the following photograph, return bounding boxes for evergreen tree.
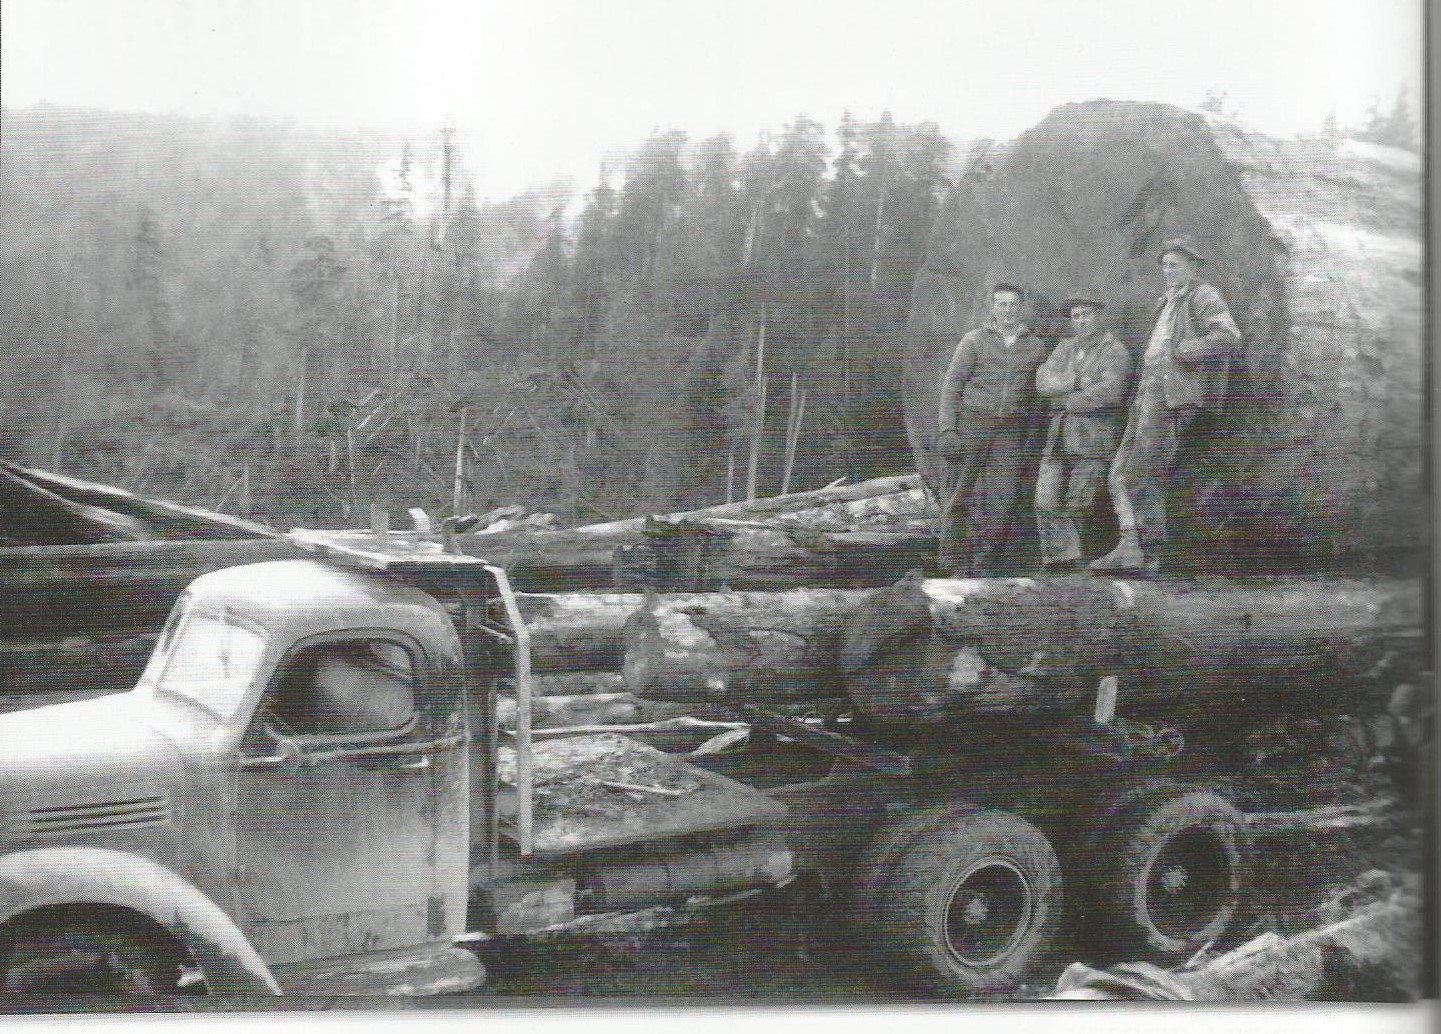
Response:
[611,129,691,305]
[289,233,347,402]
[1355,87,1419,151]
[127,205,177,383]
[570,168,620,356]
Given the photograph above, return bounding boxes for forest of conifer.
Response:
[0,105,956,526]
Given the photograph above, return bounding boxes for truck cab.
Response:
[0,557,480,995]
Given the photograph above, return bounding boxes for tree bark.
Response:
[622,588,871,704]
[840,573,1424,724]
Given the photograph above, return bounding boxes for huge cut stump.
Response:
[907,100,1424,566]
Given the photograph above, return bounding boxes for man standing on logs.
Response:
[936,283,1048,576]
[1033,297,1132,571]
[1090,237,1240,575]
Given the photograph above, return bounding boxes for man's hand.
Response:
[937,429,965,460]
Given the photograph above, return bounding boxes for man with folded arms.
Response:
[1034,296,1132,572]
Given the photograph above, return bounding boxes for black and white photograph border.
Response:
[0,0,1432,1025]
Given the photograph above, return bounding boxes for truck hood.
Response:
[0,692,188,817]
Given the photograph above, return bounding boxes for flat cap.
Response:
[1158,236,1206,264]
[1063,297,1106,312]
[991,282,1025,297]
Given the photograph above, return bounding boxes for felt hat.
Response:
[1158,236,1206,264]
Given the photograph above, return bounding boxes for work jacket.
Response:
[1036,329,1132,459]
[938,321,1048,429]
[1147,280,1241,410]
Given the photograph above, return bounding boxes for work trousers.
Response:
[1034,451,1109,565]
[1108,379,1199,554]
[938,410,1032,575]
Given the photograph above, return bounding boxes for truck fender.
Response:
[0,846,280,995]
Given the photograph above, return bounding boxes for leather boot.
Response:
[1088,531,1146,573]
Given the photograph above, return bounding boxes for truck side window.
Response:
[266,639,416,738]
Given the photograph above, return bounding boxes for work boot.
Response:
[1088,532,1146,573]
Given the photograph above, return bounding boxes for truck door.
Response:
[233,633,468,965]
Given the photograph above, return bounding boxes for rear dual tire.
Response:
[1081,782,1245,958]
[852,806,1063,998]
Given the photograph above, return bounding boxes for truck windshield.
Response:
[143,599,267,720]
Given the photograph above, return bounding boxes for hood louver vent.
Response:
[13,796,171,838]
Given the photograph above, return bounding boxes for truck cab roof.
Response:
[182,559,461,657]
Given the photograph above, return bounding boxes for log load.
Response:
[840,573,1424,725]
[0,474,925,704]
[454,475,931,591]
[907,100,1424,567]
[623,588,873,704]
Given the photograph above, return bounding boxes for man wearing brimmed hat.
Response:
[1089,236,1240,575]
[1034,296,1132,571]
[936,282,1049,576]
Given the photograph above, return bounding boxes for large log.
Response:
[513,591,647,671]
[623,588,873,704]
[840,573,1424,724]
[0,538,301,637]
[613,517,936,591]
[456,476,929,591]
[908,101,1424,566]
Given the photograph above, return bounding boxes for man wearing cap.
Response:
[1034,297,1132,571]
[936,283,1049,576]
[1090,236,1240,574]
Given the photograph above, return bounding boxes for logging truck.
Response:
[3,527,1359,1002]
[0,464,1423,1000]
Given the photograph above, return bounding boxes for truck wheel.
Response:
[1087,782,1245,957]
[857,806,1063,998]
[0,922,184,997]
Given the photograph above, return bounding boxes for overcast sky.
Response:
[1,0,1423,202]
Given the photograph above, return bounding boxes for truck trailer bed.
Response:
[493,733,786,855]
